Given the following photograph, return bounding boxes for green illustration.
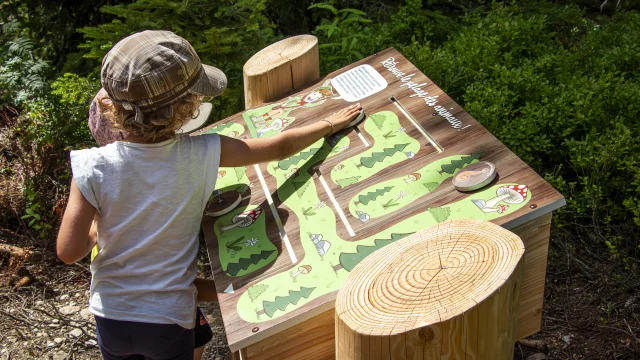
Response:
[331,111,420,188]
[439,153,482,174]
[278,147,321,171]
[243,80,338,139]
[258,287,316,318]
[355,186,394,206]
[333,233,413,272]
[228,106,532,324]
[248,284,269,302]
[214,206,277,277]
[348,154,481,220]
[359,143,408,168]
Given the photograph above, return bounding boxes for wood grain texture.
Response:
[243,35,319,108]
[334,219,525,360]
[197,48,564,352]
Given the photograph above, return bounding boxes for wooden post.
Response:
[243,35,319,109]
[335,219,525,360]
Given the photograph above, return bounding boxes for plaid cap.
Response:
[101,30,226,112]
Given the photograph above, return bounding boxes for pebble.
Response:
[52,319,60,323]
[47,341,57,348]
[36,300,43,305]
[59,305,80,315]
[59,294,69,301]
[85,339,97,347]
[53,351,67,360]
[69,301,76,306]
[54,337,64,344]
[74,293,81,298]
[69,328,83,338]
[80,308,92,320]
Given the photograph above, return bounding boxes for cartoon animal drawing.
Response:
[218,170,226,179]
[309,234,331,256]
[472,185,528,214]
[456,168,489,181]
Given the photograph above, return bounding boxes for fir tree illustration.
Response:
[291,180,310,198]
[438,153,482,174]
[336,176,361,189]
[234,167,247,182]
[278,147,321,171]
[332,233,414,272]
[423,182,440,192]
[354,186,394,205]
[358,143,409,168]
[248,284,269,302]
[369,114,387,130]
[428,207,451,223]
[225,250,276,276]
[257,287,316,317]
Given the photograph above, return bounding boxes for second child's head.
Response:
[97,30,227,142]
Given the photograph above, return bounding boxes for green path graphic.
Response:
[238,179,532,322]
[349,154,481,219]
[214,205,278,277]
[331,111,420,188]
[217,110,530,322]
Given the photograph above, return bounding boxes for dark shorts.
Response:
[95,307,213,360]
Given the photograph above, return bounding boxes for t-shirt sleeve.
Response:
[203,134,221,197]
[70,149,101,212]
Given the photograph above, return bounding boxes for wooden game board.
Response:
[195,48,565,357]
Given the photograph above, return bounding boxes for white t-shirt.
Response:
[70,134,220,329]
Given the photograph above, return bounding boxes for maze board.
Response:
[195,48,565,352]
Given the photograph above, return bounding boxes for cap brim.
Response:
[177,102,212,134]
[189,64,227,98]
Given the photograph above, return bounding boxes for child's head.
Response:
[98,30,226,142]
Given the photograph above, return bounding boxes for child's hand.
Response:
[325,103,362,135]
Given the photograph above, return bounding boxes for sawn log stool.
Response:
[335,219,525,360]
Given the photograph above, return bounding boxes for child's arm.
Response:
[219,103,362,167]
[57,178,97,264]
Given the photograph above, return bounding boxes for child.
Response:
[87,88,216,360]
[56,30,362,360]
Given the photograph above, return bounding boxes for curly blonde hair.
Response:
[97,93,203,142]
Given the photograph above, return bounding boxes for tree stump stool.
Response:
[335,219,525,360]
[243,35,319,109]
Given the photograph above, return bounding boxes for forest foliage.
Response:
[1,0,639,259]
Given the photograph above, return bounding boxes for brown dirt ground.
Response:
[1,224,638,359]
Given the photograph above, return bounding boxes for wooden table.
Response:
[195,48,565,359]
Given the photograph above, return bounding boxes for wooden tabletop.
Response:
[194,48,565,351]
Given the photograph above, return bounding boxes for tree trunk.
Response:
[335,219,525,360]
[243,35,319,109]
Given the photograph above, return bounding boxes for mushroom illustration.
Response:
[405,152,416,159]
[310,234,332,256]
[405,173,422,183]
[356,211,370,223]
[220,207,264,232]
[472,185,528,213]
[497,204,509,214]
[226,131,239,138]
[218,170,227,179]
[285,167,300,180]
[291,265,312,278]
[334,164,345,171]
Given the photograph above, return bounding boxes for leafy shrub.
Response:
[405,5,640,247]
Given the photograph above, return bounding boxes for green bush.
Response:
[405,5,640,245]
